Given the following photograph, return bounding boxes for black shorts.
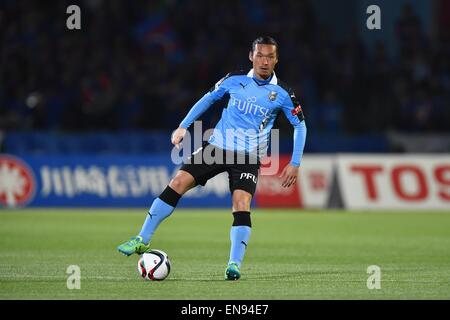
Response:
[180,143,260,196]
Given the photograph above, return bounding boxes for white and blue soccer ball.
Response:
[137,249,171,281]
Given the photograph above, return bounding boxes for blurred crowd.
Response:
[1,0,449,134]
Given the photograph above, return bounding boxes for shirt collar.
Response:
[247,69,278,85]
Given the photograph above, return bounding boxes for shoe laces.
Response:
[228,263,239,270]
[126,236,141,246]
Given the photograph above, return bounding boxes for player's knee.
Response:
[234,201,250,211]
[169,177,186,194]
[232,196,251,211]
[169,173,194,195]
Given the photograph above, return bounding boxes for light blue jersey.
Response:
[180,69,307,166]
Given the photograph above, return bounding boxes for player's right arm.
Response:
[172,73,233,148]
[278,87,307,188]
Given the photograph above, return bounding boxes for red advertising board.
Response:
[337,155,450,210]
[254,155,303,207]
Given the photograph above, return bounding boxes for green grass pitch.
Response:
[0,209,449,299]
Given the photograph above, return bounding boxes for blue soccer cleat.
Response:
[225,262,241,280]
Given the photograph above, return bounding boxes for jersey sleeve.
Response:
[179,73,233,129]
[280,90,307,167]
[208,72,234,100]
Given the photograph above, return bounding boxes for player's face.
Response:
[249,44,278,80]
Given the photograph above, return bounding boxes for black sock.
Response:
[158,186,181,207]
[232,211,252,227]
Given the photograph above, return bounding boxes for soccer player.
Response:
[117,36,307,280]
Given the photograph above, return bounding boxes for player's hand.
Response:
[171,127,187,149]
[279,164,299,188]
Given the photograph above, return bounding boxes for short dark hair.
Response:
[251,36,278,55]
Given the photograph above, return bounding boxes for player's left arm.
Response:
[173,74,234,148]
[279,91,307,188]
[179,74,233,130]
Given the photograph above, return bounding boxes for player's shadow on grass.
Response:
[245,270,349,281]
[168,278,230,282]
[167,269,350,281]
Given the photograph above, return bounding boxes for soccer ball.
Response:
[137,249,171,281]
